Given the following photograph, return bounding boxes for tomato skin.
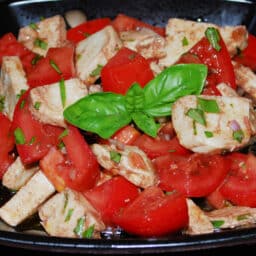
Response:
[190,33,236,94]
[11,91,64,165]
[155,153,229,197]
[67,18,111,44]
[84,176,139,224]
[133,134,190,159]
[233,34,256,71]
[101,47,154,95]
[113,186,188,237]
[111,14,165,37]
[27,46,75,87]
[219,153,256,207]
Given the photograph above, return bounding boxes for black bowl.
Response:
[0,0,256,254]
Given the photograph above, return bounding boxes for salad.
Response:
[0,10,256,239]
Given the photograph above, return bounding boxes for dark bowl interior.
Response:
[0,0,256,254]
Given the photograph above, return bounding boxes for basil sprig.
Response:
[64,64,207,139]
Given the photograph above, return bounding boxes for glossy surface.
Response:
[0,0,256,254]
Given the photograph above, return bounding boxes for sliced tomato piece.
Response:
[84,176,139,224]
[111,125,141,145]
[113,186,188,237]
[133,134,190,159]
[219,152,256,207]
[155,153,229,197]
[206,188,227,209]
[233,34,256,71]
[11,91,64,165]
[190,30,236,95]
[101,47,154,95]
[67,17,111,44]
[111,14,165,37]
[27,46,75,87]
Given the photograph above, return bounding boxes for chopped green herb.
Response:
[204,131,213,138]
[50,59,62,75]
[59,78,66,108]
[0,95,5,112]
[83,32,91,37]
[63,191,69,213]
[34,38,48,50]
[58,141,65,150]
[110,151,121,163]
[14,127,26,145]
[233,129,244,143]
[168,149,176,153]
[211,219,225,228]
[182,36,189,46]
[16,89,27,99]
[31,54,43,65]
[128,53,136,60]
[186,108,206,126]
[28,136,36,145]
[82,224,95,238]
[74,216,85,237]
[20,99,26,109]
[237,213,250,221]
[29,22,39,30]
[90,64,103,77]
[192,120,197,135]
[65,208,74,222]
[34,101,41,110]
[198,98,220,113]
[59,128,69,140]
[76,54,82,61]
[205,27,221,51]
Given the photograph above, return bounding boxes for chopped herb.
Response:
[50,59,62,75]
[182,36,189,46]
[211,219,225,228]
[76,54,82,61]
[74,216,85,237]
[110,151,121,163]
[186,108,206,126]
[128,53,136,60]
[237,213,251,221]
[82,224,95,238]
[168,149,176,153]
[233,130,244,143]
[59,128,69,140]
[192,120,197,135]
[34,101,41,110]
[20,99,26,109]
[14,127,26,145]
[58,141,65,150]
[29,22,39,30]
[198,98,220,113]
[31,55,43,65]
[205,27,221,51]
[59,78,66,108]
[16,89,27,99]
[0,95,5,112]
[204,131,213,138]
[83,32,91,37]
[65,208,74,222]
[28,136,36,145]
[63,191,69,213]
[90,64,103,77]
[34,38,48,50]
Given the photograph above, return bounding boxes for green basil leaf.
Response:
[205,27,221,51]
[143,64,207,116]
[132,112,160,137]
[198,97,220,113]
[64,93,131,139]
[186,108,206,126]
[125,83,144,112]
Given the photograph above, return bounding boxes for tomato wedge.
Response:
[101,47,154,95]
[84,176,139,224]
[155,153,229,197]
[219,152,256,207]
[67,18,111,44]
[113,186,188,237]
[11,91,64,165]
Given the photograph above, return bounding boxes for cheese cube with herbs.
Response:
[18,15,67,56]
[172,95,256,153]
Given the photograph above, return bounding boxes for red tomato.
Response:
[190,31,236,94]
[0,113,15,178]
[11,91,64,165]
[67,18,111,44]
[111,14,165,37]
[233,34,256,71]
[101,47,154,94]
[155,153,229,197]
[0,32,35,72]
[111,125,141,145]
[41,125,100,192]
[113,186,188,237]
[133,134,190,159]
[84,176,139,224]
[206,188,227,209]
[219,152,256,207]
[27,46,75,87]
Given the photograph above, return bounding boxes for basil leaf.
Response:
[186,108,206,126]
[205,27,221,51]
[143,64,207,116]
[132,112,160,137]
[198,97,220,113]
[64,93,131,139]
[125,83,144,112]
